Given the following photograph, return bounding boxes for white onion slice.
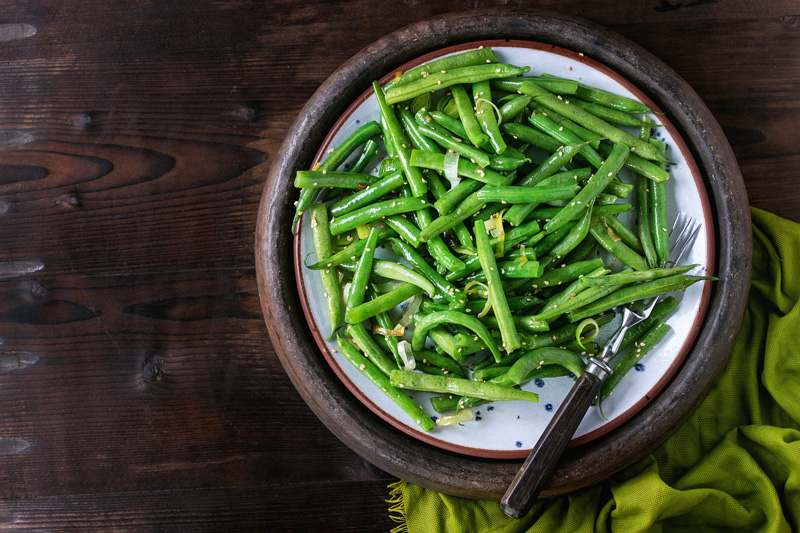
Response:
[397,340,416,371]
[443,150,461,188]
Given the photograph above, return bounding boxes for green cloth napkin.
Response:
[388,207,800,533]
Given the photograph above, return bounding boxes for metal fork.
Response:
[500,214,702,518]
[597,213,702,360]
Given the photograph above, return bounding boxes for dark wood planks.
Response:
[0,0,797,530]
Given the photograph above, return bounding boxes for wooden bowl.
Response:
[255,10,751,498]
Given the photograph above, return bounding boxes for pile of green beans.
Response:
[292,47,707,431]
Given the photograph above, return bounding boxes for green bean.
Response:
[445,219,542,281]
[474,219,521,354]
[426,172,474,251]
[399,107,441,154]
[472,366,510,382]
[651,180,670,265]
[387,238,466,307]
[433,179,482,214]
[571,99,650,127]
[438,94,459,117]
[531,110,665,189]
[536,107,603,148]
[495,348,584,386]
[420,192,486,242]
[451,84,489,148]
[598,141,669,183]
[575,84,651,113]
[515,81,665,162]
[430,395,481,413]
[345,283,422,324]
[473,81,506,154]
[308,204,345,335]
[294,121,382,231]
[371,260,436,297]
[504,143,585,226]
[306,228,389,270]
[385,63,530,105]
[580,265,696,287]
[379,156,400,177]
[502,122,561,153]
[372,307,402,368]
[494,76,578,95]
[601,214,643,253]
[449,330,487,357]
[337,335,434,431]
[530,203,631,221]
[346,227,379,310]
[329,172,405,217]
[467,294,543,314]
[390,370,539,402]
[590,220,649,270]
[616,296,678,354]
[481,314,549,334]
[563,237,597,263]
[409,149,508,186]
[533,224,572,257]
[350,138,379,173]
[600,323,670,401]
[489,145,531,171]
[431,327,478,362]
[543,143,629,234]
[549,203,593,261]
[636,180,658,269]
[429,110,468,139]
[417,207,466,273]
[476,184,578,204]
[414,350,466,378]
[384,215,421,247]
[568,274,706,322]
[293,170,371,189]
[499,95,532,122]
[347,322,397,376]
[330,196,427,235]
[498,259,542,279]
[533,267,609,321]
[372,82,427,197]
[532,258,604,289]
[412,310,502,361]
[386,47,499,89]
[415,119,492,168]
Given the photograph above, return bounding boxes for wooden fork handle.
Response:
[500,360,609,518]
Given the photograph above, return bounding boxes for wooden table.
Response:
[0,2,796,531]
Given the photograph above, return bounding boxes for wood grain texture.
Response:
[0,0,797,530]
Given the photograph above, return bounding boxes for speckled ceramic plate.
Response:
[294,41,714,459]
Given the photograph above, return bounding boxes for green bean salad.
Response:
[294,47,706,432]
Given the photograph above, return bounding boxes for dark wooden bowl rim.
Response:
[255,10,751,498]
[292,38,716,459]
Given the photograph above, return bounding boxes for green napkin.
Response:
[388,208,800,533]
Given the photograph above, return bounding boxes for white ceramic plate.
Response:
[294,41,714,459]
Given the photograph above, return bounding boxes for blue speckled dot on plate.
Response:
[545,403,554,412]
[487,406,494,411]
[515,441,523,448]
[534,378,545,388]
[430,415,438,422]
[635,363,646,371]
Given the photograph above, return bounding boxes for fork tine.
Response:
[672,219,701,264]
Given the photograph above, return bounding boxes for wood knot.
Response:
[56,193,81,209]
[235,103,259,122]
[142,353,166,383]
[68,112,93,129]
[17,279,50,303]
